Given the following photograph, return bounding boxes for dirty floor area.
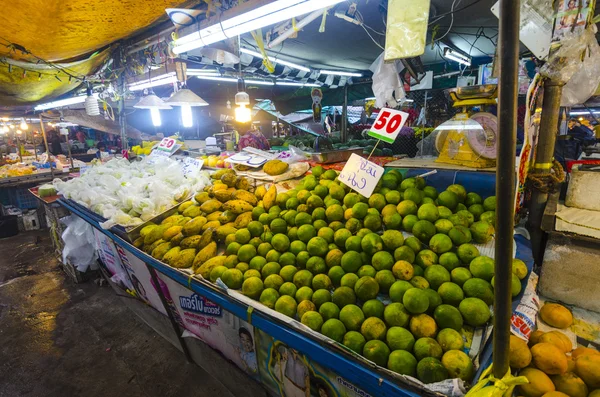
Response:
[0,230,259,397]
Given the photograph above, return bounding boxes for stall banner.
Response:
[157,274,259,379]
[114,245,168,316]
[255,329,372,397]
[92,229,134,291]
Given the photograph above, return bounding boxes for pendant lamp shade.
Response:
[166,88,209,107]
[134,94,173,109]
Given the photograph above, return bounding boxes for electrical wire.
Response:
[428,0,484,25]
[434,0,460,42]
[361,24,385,50]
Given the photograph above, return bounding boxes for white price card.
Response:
[367,108,409,143]
[180,157,204,176]
[156,137,178,152]
[338,153,384,198]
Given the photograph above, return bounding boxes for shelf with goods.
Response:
[57,162,535,396]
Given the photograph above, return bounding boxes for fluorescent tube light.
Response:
[150,108,162,127]
[173,0,345,54]
[181,105,193,127]
[276,81,320,87]
[240,48,310,72]
[320,70,362,77]
[443,48,471,66]
[186,69,220,75]
[34,94,98,111]
[129,73,178,91]
[193,75,274,86]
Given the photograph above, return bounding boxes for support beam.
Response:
[493,0,520,379]
[341,84,348,143]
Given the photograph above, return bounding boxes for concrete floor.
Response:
[0,230,264,397]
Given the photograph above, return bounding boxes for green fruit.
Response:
[238,244,257,263]
[236,263,250,273]
[438,206,453,219]
[312,289,332,308]
[412,220,437,243]
[417,357,448,384]
[362,299,385,319]
[451,267,472,287]
[480,211,495,226]
[437,191,459,211]
[410,313,438,339]
[439,252,461,271]
[381,230,404,251]
[242,277,264,299]
[357,265,377,278]
[386,326,416,351]
[491,274,522,297]
[422,288,443,313]
[375,270,396,294]
[297,300,317,319]
[414,337,443,361]
[383,302,410,327]
[343,331,367,353]
[312,274,332,290]
[447,184,467,203]
[410,276,430,289]
[257,242,272,258]
[306,256,327,275]
[275,295,297,318]
[483,196,496,211]
[296,224,316,243]
[404,187,424,205]
[441,350,474,382]
[463,278,494,305]
[296,251,310,268]
[401,214,419,232]
[295,286,314,303]
[512,258,528,280]
[301,311,324,331]
[448,226,472,246]
[394,246,416,263]
[361,317,388,341]
[387,350,417,376]
[288,240,305,255]
[413,265,424,277]
[259,288,280,309]
[397,200,418,216]
[293,269,313,288]
[437,328,464,352]
[351,202,369,219]
[417,203,440,223]
[362,340,390,366]
[457,243,480,264]
[459,297,491,326]
[249,256,267,271]
[429,234,453,255]
[437,282,464,306]
[470,221,495,244]
[264,274,285,290]
[222,269,244,289]
[318,227,335,244]
[389,280,413,303]
[210,266,228,283]
[363,214,382,231]
[339,304,365,331]
[262,262,281,278]
[385,190,401,205]
[279,266,298,283]
[468,204,485,220]
[361,233,383,255]
[328,266,345,287]
[354,276,380,301]
[321,319,346,342]
[372,251,394,271]
[469,256,495,281]
[415,249,438,268]
[392,260,414,281]
[279,282,298,297]
[403,288,430,314]
[368,193,387,211]
[434,219,454,234]
[332,286,356,308]
[319,302,340,321]
[341,251,362,273]
[434,304,464,331]
[345,235,362,252]
[424,265,451,290]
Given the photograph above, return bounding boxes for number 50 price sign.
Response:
[367,108,409,144]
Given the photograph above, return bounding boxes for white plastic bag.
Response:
[560,26,600,106]
[61,215,99,272]
[369,52,406,108]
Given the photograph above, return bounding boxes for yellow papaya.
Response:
[194,192,211,204]
[170,232,185,246]
[162,247,181,265]
[222,199,253,214]
[206,211,223,222]
[183,216,207,236]
[218,210,237,224]
[171,248,196,268]
[236,176,251,191]
[180,235,203,249]
[178,200,195,213]
[202,220,221,232]
[163,225,183,241]
[182,205,202,218]
[192,241,217,269]
[232,190,258,206]
[217,225,237,242]
[221,173,237,187]
[200,199,222,214]
[152,242,172,260]
[214,190,233,202]
[234,212,253,229]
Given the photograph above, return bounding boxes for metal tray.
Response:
[310,148,363,164]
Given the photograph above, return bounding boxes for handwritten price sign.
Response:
[180,157,204,177]
[367,108,409,144]
[338,153,384,198]
[157,137,177,152]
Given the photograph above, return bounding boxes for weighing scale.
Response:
[434,85,499,168]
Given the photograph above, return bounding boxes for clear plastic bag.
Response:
[560,26,600,106]
[61,215,99,272]
[369,52,406,108]
[277,145,310,164]
[384,0,430,60]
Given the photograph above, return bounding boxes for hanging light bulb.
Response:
[181,105,193,128]
[84,84,100,116]
[16,128,22,134]
[20,118,28,130]
[2,124,9,133]
[9,124,14,129]
[150,108,162,127]
[234,79,251,123]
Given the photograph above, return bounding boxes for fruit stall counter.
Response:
[386,158,496,173]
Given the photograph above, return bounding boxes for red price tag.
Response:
[157,138,177,152]
[367,108,409,143]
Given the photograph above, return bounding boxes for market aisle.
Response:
[0,231,264,397]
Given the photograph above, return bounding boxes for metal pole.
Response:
[341,84,348,143]
[493,0,520,378]
[528,82,563,264]
[118,69,128,154]
[39,115,54,179]
[65,132,74,169]
[16,134,23,163]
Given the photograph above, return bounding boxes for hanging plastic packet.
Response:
[384,0,430,60]
[510,272,540,341]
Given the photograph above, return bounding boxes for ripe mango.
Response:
[192,241,217,269]
[529,330,545,347]
[183,216,207,236]
[178,200,195,213]
[540,303,573,329]
[144,238,165,254]
[133,236,144,248]
[519,368,555,397]
[162,247,181,265]
[234,212,253,229]
[217,225,237,242]
[233,190,258,206]
[182,205,202,218]
[171,248,196,268]
[551,372,588,397]
[152,242,172,260]
[143,225,169,245]
[195,256,227,279]
[236,176,251,191]
[221,173,237,187]
[218,210,237,224]
[263,159,289,176]
[202,220,221,232]
[180,235,203,249]
[206,211,223,222]
[509,334,532,369]
[531,343,568,375]
[200,199,222,214]
[176,217,191,226]
[539,331,572,353]
[212,168,234,180]
[139,223,157,238]
[161,214,183,225]
[263,185,277,210]
[575,353,600,388]
[223,199,253,214]
[572,346,600,360]
[163,225,183,241]
[194,192,210,204]
[170,232,185,246]
[214,190,233,202]
[255,185,267,200]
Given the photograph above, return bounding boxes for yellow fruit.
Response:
[222,200,254,214]
[178,200,195,212]
[202,220,221,232]
[139,223,157,238]
[214,190,233,202]
[263,185,277,210]
[182,205,202,218]
[509,334,532,369]
[206,211,223,222]
[183,216,208,236]
[194,192,211,204]
[145,238,165,254]
[170,232,184,246]
[529,330,545,347]
[180,235,203,249]
[550,372,588,397]
[589,390,600,397]
[161,215,183,225]
[197,228,216,251]
[263,159,289,176]
[236,177,251,191]
[216,225,238,242]
[571,347,600,360]
[144,225,169,245]
[219,210,237,224]
[213,168,235,180]
[255,185,267,200]
[163,225,183,241]
[539,331,572,353]
[133,236,144,248]
[151,242,172,260]
[171,248,196,268]
[575,354,600,388]
[541,392,569,397]
[200,199,222,214]
[531,343,568,375]
[539,303,573,329]
[221,173,237,187]
[162,247,181,265]
[195,256,227,279]
[192,241,217,269]
[234,212,253,229]
[566,356,575,372]
[176,217,191,226]
[232,190,258,206]
[519,368,555,397]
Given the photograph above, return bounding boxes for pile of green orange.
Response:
[209,167,528,384]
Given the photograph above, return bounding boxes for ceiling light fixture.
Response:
[443,48,471,66]
[84,84,100,116]
[186,69,221,76]
[129,73,178,92]
[173,0,345,54]
[166,88,209,128]
[133,93,172,128]
[19,118,28,130]
[34,95,97,111]
[276,81,320,87]
[235,79,251,123]
[240,48,311,72]
[319,70,362,77]
[193,75,275,86]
